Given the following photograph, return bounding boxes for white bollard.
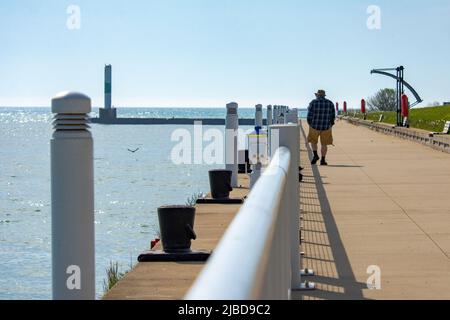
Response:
[278,106,282,124]
[291,108,299,124]
[225,102,239,188]
[284,110,289,124]
[283,106,288,120]
[51,91,95,300]
[269,124,301,289]
[273,106,279,124]
[285,108,299,124]
[267,105,273,127]
[255,104,263,128]
[104,65,112,109]
[279,107,285,124]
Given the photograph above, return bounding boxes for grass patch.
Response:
[103,260,134,294]
[185,192,205,206]
[352,105,450,132]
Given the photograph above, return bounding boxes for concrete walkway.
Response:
[294,119,450,300]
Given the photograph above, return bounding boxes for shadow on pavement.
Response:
[295,123,368,300]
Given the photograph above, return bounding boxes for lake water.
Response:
[0,107,306,299]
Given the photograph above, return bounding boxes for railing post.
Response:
[51,91,95,300]
[226,102,239,188]
[281,196,291,298]
[270,124,301,289]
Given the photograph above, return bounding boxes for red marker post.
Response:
[401,94,409,127]
[343,101,347,114]
[401,94,409,118]
[361,99,366,120]
[336,102,339,114]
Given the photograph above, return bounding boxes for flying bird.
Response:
[127,148,140,153]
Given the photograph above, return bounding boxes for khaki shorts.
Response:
[308,127,333,145]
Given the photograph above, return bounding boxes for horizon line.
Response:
[0,105,309,110]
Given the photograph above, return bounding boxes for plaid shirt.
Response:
[307,97,336,131]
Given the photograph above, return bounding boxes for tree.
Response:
[427,101,441,107]
[367,88,397,111]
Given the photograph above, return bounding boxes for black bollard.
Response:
[157,205,196,253]
[208,170,233,199]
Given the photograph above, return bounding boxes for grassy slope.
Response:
[352,105,450,132]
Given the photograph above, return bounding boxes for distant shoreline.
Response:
[0,106,308,111]
[90,117,268,125]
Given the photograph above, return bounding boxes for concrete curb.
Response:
[344,117,450,154]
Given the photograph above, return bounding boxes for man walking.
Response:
[307,90,336,166]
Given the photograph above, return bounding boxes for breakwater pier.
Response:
[91,116,267,126]
[91,65,277,126]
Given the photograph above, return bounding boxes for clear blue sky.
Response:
[1,0,449,108]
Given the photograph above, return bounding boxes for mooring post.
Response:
[51,91,95,300]
[225,102,239,188]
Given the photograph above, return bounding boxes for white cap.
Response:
[52,91,91,114]
[226,102,238,109]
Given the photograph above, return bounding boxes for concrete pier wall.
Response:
[345,117,450,153]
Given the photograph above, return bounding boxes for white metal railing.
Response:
[186,124,300,300]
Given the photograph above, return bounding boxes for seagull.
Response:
[127,148,140,153]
